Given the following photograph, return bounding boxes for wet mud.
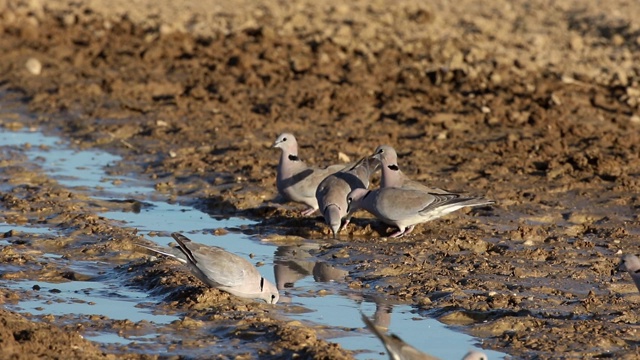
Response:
[1,0,640,358]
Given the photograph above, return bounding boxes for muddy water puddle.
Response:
[0,127,153,197]
[0,123,505,358]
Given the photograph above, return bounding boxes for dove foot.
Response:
[389,225,414,238]
[301,207,318,216]
[389,228,406,238]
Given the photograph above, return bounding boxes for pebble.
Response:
[338,152,350,163]
[62,13,76,27]
[25,57,42,75]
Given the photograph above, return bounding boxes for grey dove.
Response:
[620,254,640,293]
[371,145,455,194]
[347,187,494,238]
[315,156,379,237]
[361,312,488,360]
[137,232,279,304]
[274,132,348,215]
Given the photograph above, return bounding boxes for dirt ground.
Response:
[1,0,640,358]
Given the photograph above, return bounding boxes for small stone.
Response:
[25,57,42,75]
[418,297,432,306]
[611,34,625,46]
[291,55,312,72]
[569,35,583,51]
[159,23,174,35]
[332,249,350,259]
[338,152,350,163]
[213,228,228,236]
[62,13,76,27]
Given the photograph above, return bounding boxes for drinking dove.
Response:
[361,312,488,360]
[620,254,640,293]
[462,351,489,360]
[274,132,348,215]
[371,145,455,194]
[315,156,380,237]
[137,232,279,304]
[347,187,494,238]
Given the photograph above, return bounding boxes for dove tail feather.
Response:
[171,232,199,265]
[135,243,187,264]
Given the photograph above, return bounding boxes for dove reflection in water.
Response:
[273,243,348,292]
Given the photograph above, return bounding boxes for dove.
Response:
[315,156,380,237]
[274,132,348,215]
[620,254,640,293]
[346,187,494,237]
[137,232,279,304]
[361,312,488,360]
[462,351,488,360]
[371,145,454,194]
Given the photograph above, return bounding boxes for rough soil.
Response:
[1,0,640,358]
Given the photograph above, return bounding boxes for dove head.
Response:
[372,145,402,187]
[273,133,298,153]
[620,254,640,273]
[260,277,280,304]
[462,350,488,360]
[346,188,370,214]
[324,204,343,238]
[372,145,398,166]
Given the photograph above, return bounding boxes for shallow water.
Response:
[7,279,178,324]
[0,123,505,359]
[0,126,152,197]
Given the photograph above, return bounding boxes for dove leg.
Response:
[405,225,416,235]
[341,217,350,230]
[301,207,318,216]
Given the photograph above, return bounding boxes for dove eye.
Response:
[282,137,287,142]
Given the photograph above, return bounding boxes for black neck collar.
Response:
[288,154,301,161]
[387,164,399,171]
